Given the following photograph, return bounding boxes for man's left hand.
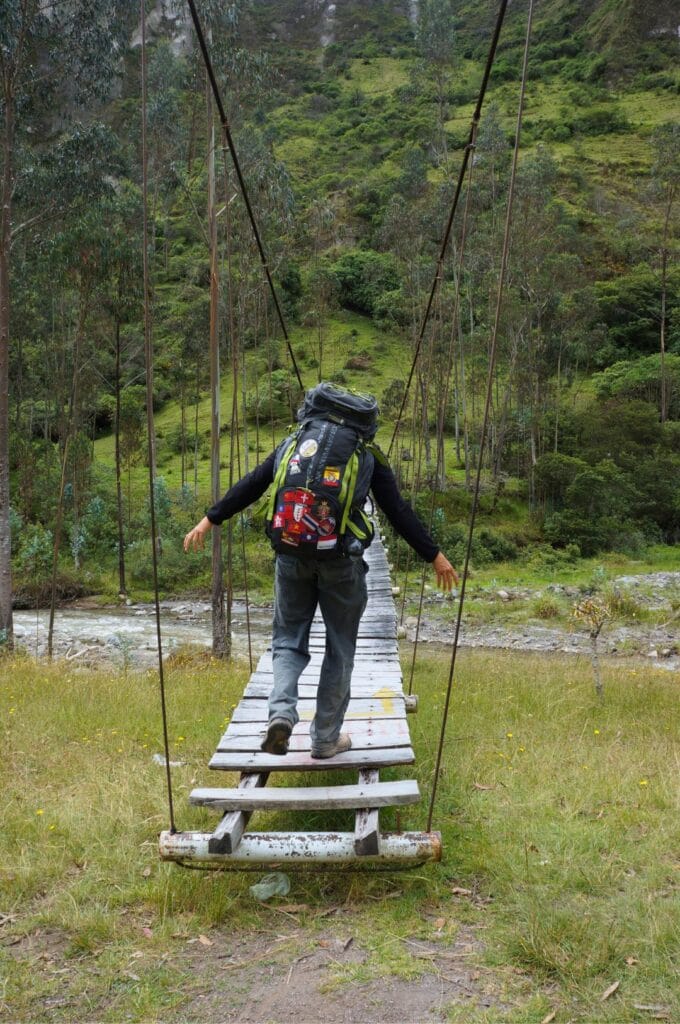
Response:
[432,551,459,592]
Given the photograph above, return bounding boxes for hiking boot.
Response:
[310,733,352,759]
[260,718,292,755]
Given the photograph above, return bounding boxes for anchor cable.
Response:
[185,0,304,391]
[141,0,176,834]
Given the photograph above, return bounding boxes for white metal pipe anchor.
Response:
[159,830,442,865]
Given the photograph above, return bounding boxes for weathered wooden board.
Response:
[191,779,419,811]
[355,768,380,856]
[209,745,415,772]
[208,772,268,855]
[243,679,405,699]
[219,717,411,748]
[230,697,408,723]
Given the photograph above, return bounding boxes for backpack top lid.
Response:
[297,382,379,440]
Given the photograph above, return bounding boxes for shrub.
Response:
[329,248,401,318]
[532,596,561,619]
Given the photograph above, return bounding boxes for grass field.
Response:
[2,648,678,1022]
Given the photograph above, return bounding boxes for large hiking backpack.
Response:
[266,385,379,559]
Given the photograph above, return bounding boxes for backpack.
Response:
[296,381,379,440]
[266,386,379,559]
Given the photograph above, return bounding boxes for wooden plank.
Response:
[209,745,415,772]
[191,779,420,811]
[243,680,405,700]
[222,717,407,738]
[255,654,399,671]
[355,768,380,856]
[249,670,403,684]
[219,717,411,749]
[207,772,268,855]
[230,697,408,723]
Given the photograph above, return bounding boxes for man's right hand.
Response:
[183,516,212,552]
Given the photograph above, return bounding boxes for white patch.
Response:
[299,439,319,458]
[317,536,337,550]
[288,458,301,474]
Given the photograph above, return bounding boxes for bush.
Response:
[532,596,561,619]
[329,248,401,318]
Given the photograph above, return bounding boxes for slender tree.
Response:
[0,0,133,647]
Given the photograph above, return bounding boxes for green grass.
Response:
[1,649,679,1021]
[341,56,411,97]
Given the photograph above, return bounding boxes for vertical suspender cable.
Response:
[141,0,176,834]
[388,0,509,458]
[185,0,304,392]
[427,0,535,832]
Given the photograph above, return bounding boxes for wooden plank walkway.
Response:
[159,526,441,866]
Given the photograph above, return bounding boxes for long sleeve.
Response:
[206,451,276,525]
[370,459,439,562]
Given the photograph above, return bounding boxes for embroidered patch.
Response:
[317,536,337,550]
[317,517,335,536]
[323,466,340,486]
[273,513,285,529]
[288,456,301,475]
[299,439,318,458]
[281,531,300,546]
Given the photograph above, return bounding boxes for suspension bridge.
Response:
[160,529,441,867]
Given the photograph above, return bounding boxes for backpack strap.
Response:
[266,434,299,524]
[365,441,389,467]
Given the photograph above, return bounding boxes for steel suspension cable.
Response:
[388,0,509,458]
[141,0,176,834]
[185,0,304,391]
[426,0,535,832]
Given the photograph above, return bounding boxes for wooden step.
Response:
[209,744,415,772]
[191,778,420,811]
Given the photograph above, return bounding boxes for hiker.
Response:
[183,383,458,759]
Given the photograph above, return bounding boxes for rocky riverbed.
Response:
[13,573,680,672]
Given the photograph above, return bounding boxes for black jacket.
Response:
[206,450,439,563]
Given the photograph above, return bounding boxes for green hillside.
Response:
[5,0,680,603]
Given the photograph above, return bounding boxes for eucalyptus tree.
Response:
[0,0,135,646]
[416,0,457,168]
[649,123,680,423]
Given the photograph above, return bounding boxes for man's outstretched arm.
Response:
[183,451,276,552]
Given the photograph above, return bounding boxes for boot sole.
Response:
[261,721,292,755]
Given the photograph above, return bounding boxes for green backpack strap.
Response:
[266,435,299,524]
[365,441,389,467]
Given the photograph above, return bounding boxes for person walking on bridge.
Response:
[184,383,458,759]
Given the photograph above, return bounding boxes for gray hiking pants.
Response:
[269,553,368,750]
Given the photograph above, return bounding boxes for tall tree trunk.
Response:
[207,81,227,659]
[0,96,13,648]
[659,188,673,423]
[114,319,127,597]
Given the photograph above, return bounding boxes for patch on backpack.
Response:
[299,438,318,458]
[323,466,340,486]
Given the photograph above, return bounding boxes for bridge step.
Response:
[190,779,420,811]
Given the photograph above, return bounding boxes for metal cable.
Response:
[141,0,176,834]
[388,0,509,458]
[427,0,535,832]
[185,0,304,391]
